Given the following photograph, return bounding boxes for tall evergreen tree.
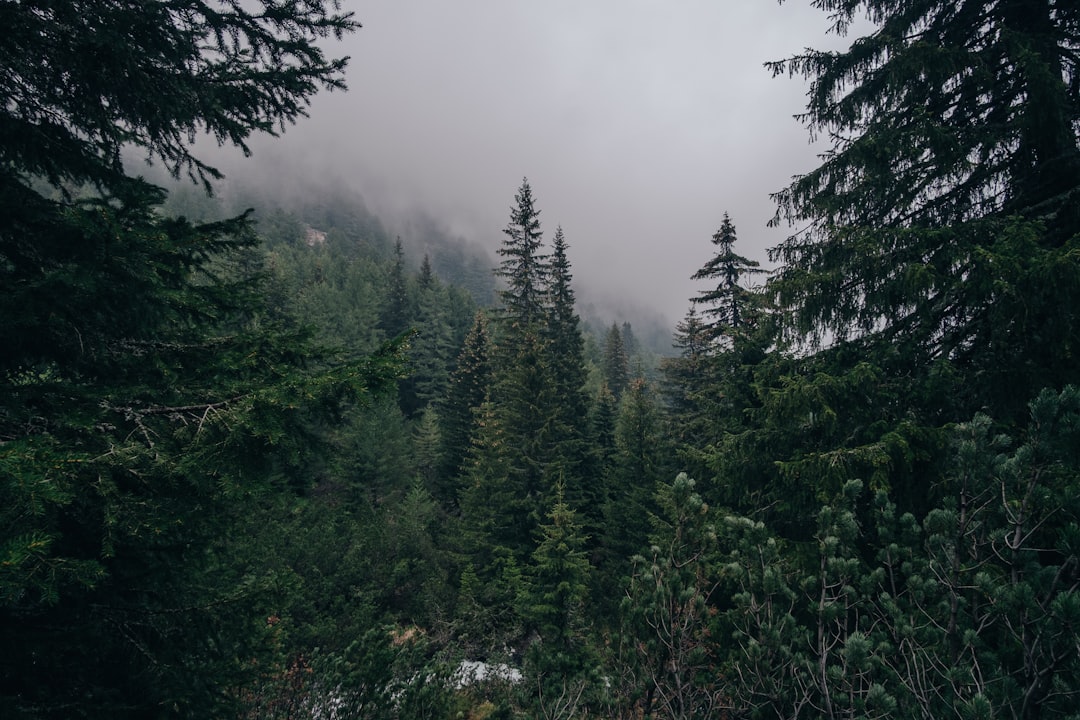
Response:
[767,0,1080,421]
[462,329,561,570]
[602,322,631,400]
[595,379,665,614]
[437,311,493,504]
[409,274,455,414]
[520,484,593,674]
[690,213,766,348]
[418,253,435,291]
[496,178,549,340]
[545,227,588,407]
[0,1,358,196]
[660,307,713,479]
[0,4,403,716]
[0,187,405,718]
[379,236,410,338]
[543,226,591,506]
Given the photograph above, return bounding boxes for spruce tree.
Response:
[660,307,713,479]
[602,322,631,400]
[437,310,493,505]
[767,0,1080,420]
[543,226,591,508]
[0,4,404,715]
[496,178,549,340]
[409,274,455,414]
[0,0,358,195]
[461,329,560,571]
[690,212,766,348]
[520,484,593,676]
[379,237,411,338]
[595,379,664,613]
[0,187,405,718]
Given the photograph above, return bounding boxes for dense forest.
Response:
[3,2,1080,719]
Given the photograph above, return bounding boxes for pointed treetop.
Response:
[496,177,549,331]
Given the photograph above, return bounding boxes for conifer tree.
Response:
[1,1,358,196]
[606,379,663,550]
[621,473,722,720]
[595,379,665,614]
[543,226,591,507]
[621,321,639,362]
[521,484,593,677]
[602,323,631,400]
[662,308,708,417]
[496,178,549,340]
[588,382,620,479]
[0,4,400,715]
[418,253,435,290]
[691,212,766,348]
[379,237,410,339]
[767,0,1080,420]
[545,227,588,407]
[461,328,560,569]
[409,274,455,414]
[660,307,714,479]
[0,187,406,718]
[437,310,493,504]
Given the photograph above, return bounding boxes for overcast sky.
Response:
[236,1,858,326]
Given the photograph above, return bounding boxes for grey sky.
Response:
[239,1,853,325]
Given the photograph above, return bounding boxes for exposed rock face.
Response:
[305,226,327,246]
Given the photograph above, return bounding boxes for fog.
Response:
[217,1,858,326]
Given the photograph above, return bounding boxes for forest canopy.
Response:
[3,1,1080,719]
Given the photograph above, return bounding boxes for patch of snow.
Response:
[453,660,523,688]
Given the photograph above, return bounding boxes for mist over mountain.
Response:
[141,1,868,335]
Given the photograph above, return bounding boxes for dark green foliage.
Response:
[520,485,593,675]
[595,378,666,614]
[380,237,411,339]
[462,330,562,570]
[0,185,406,718]
[719,387,1080,720]
[690,212,767,347]
[0,0,357,193]
[405,268,457,416]
[437,311,493,504]
[619,473,722,720]
[660,307,711,461]
[768,0,1080,423]
[543,226,592,510]
[602,322,631,400]
[496,178,548,335]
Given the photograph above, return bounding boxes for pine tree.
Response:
[690,213,766,348]
[496,178,549,340]
[521,484,593,676]
[595,379,665,615]
[418,253,435,291]
[602,323,631,400]
[409,276,455,414]
[588,382,620,478]
[461,328,560,570]
[621,473,722,720]
[621,321,639,362]
[437,311,493,505]
[543,226,591,508]
[1,1,358,195]
[660,307,713,475]
[0,187,406,718]
[380,237,411,338]
[0,4,403,716]
[767,0,1080,420]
